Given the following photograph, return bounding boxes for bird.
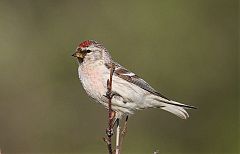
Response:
[72,40,196,121]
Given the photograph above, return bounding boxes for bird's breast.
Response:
[78,62,106,101]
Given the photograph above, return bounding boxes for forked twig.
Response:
[103,63,115,154]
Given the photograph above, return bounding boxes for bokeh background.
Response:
[0,0,238,154]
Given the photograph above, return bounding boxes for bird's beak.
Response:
[72,51,83,58]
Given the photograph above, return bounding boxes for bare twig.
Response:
[103,63,115,154]
[119,115,128,152]
[103,137,113,154]
[115,119,120,154]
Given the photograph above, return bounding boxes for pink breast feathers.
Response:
[81,66,106,98]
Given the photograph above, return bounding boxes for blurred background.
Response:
[0,0,238,154]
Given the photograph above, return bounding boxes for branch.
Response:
[115,119,120,154]
[103,63,115,154]
[119,115,128,152]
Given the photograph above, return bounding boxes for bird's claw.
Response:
[106,91,112,99]
[104,91,120,99]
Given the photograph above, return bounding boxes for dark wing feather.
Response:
[106,62,170,100]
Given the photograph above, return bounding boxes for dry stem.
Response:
[103,63,115,154]
[115,119,120,154]
[119,116,128,152]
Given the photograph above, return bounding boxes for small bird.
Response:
[72,40,196,120]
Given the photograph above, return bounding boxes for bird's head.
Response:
[72,40,111,64]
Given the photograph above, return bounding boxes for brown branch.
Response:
[103,137,113,154]
[103,63,115,154]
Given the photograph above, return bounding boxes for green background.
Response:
[0,0,238,153]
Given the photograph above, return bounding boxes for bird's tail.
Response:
[149,96,196,119]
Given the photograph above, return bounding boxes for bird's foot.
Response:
[104,91,121,99]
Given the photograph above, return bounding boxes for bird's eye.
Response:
[86,50,91,53]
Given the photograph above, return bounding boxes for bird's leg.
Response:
[112,117,119,128]
[122,115,128,136]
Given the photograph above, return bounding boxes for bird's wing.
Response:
[105,62,170,100]
[105,62,197,111]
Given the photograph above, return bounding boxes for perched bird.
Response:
[72,40,196,120]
